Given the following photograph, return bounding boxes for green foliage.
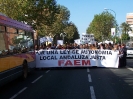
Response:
[120,22,132,42]
[0,0,23,19]
[111,36,121,44]
[64,22,79,43]
[41,4,80,43]
[64,22,76,39]
[0,0,79,41]
[69,31,79,43]
[86,11,117,42]
[120,22,132,34]
[121,33,130,40]
[0,0,59,33]
[42,5,70,37]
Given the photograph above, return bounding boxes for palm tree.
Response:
[120,22,132,42]
[120,22,132,34]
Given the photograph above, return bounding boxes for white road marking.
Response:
[32,75,43,83]
[87,68,90,72]
[88,74,92,82]
[45,70,50,73]
[127,66,133,71]
[90,86,96,99]
[10,87,27,99]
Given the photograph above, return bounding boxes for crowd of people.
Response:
[36,42,127,68]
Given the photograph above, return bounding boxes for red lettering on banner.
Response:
[65,60,73,66]
[58,60,91,66]
[58,60,65,66]
[82,60,91,65]
[74,60,80,65]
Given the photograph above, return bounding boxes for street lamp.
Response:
[104,8,117,43]
[60,32,66,44]
[104,8,116,19]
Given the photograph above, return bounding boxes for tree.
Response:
[0,0,24,19]
[0,0,59,35]
[42,5,70,37]
[64,22,75,39]
[0,0,79,44]
[63,22,79,43]
[120,22,132,34]
[70,27,79,43]
[86,11,117,41]
[120,22,132,41]
[121,31,130,41]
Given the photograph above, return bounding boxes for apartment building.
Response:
[126,13,133,29]
[126,13,133,36]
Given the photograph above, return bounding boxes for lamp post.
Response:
[60,32,66,45]
[104,8,117,43]
[104,8,116,19]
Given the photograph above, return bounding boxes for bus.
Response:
[0,13,36,87]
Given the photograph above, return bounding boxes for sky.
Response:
[56,0,133,36]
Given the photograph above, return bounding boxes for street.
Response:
[0,1,132,99]
[0,59,133,99]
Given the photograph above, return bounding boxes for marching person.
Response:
[121,44,127,67]
[118,44,124,67]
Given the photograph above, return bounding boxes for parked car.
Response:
[126,47,133,58]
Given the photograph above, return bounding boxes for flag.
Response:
[111,28,115,36]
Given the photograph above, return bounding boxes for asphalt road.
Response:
[126,58,133,67]
[0,59,133,99]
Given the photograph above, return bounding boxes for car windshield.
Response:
[127,48,133,50]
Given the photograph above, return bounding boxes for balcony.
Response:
[126,18,133,21]
[126,16,133,18]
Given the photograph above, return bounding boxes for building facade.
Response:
[126,13,133,30]
[126,13,133,36]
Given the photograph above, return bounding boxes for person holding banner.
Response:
[66,44,70,49]
[46,43,52,50]
[118,44,124,67]
[56,44,62,49]
[109,42,113,50]
[121,44,127,67]
[112,44,125,68]
[95,42,100,49]
[112,44,118,51]
[68,43,73,49]
[99,43,105,50]
[82,44,86,49]
[51,44,57,49]
[79,44,83,49]
[62,45,66,49]
[91,44,97,50]
[105,43,110,50]
[85,43,89,49]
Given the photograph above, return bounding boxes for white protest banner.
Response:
[57,40,63,45]
[40,38,44,43]
[74,39,80,45]
[43,37,46,42]
[36,49,119,68]
[46,36,53,42]
[104,40,113,44]
[81,33,95,44]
